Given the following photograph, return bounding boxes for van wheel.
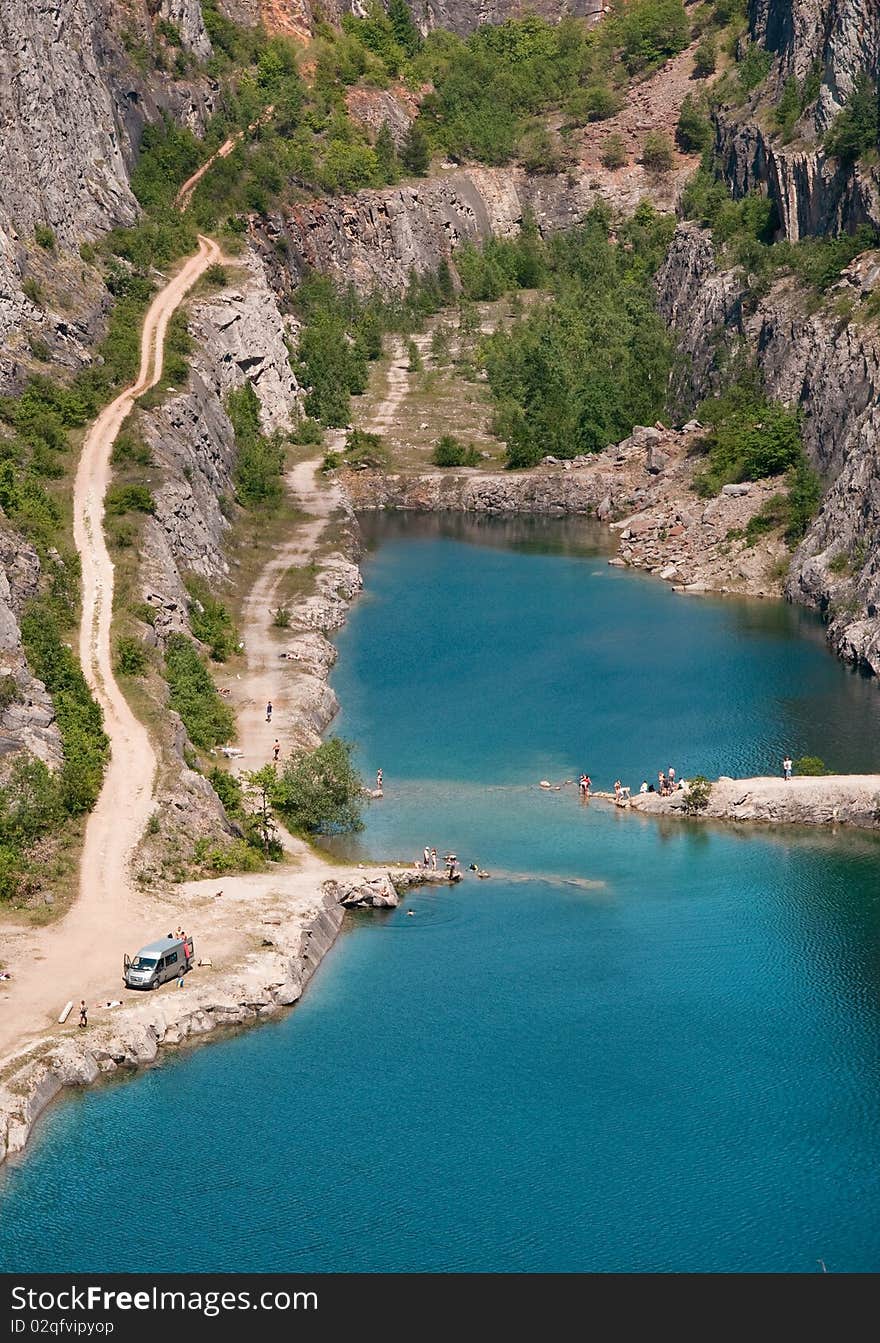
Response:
[152,978,160,990]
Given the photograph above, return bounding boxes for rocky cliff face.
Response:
[139,248,302,635]
[258,158,690,293]
[715,1,880,240]
[0,527,64,769]
[656,221,880,673]
[219,0,603,40]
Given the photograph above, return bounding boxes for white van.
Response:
[124,934,194,990]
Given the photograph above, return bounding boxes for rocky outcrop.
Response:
[632,773,880,829]
[258,156,691,295]
[656,221,880,672]
[715,111,880,242]
[0,526,63,768]
[749,0,880,131]
[159,0,213,59]
[139,248,303,624]
[225,0,604,40]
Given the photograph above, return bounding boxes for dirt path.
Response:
[228,458,343,828]
[175,109,273,212]
[0,236,221,1060]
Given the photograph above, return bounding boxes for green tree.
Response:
[616,0,690,74]
[273,737,365,835]
[824,73,879,162]
[388,0,421,57]
[243,765,281,856]
[374,121,400,183]
[693,34,717,77]
[600,134,627,169]
[676,95,713,154]
[401,120,430,175]
[642,131,675,171]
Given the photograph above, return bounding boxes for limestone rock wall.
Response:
[656,221,880,674]
[0,526,63,769]
[257,159,690,294]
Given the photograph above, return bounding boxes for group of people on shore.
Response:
[421,846,460,879]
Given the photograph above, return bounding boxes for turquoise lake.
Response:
[1,513,879,1272]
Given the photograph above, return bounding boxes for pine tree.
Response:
[401,119,430,176]
[375,121,400,184]
[388,0,421,58]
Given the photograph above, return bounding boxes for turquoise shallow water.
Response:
[1,513,879,1273]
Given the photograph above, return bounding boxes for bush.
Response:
[115,636,148,676]
[20,603,109,815]
[105,483,155,516]
[616,0,690,74]
[0,675,20,711]
[34,223,55,250]
[164,633,235,749]
[185,576,239,662]
[693,390,803,494]
[641,131,675,172]
[794,756,828,776]
[600,134,628,170]
[566,84,622,126]
[273,737,364,835]
[226,383,285,508]
[407,339,423,372]
[291,417,325,445]
[344,427,388,468]
[676,95,713,154]
[111,429,152,467]
[400,121,430,175]
[683,775,712,814]
[432,434,481,467]
[737,42,772,93]
[823,73,879,162]
[271,606,292,629]
[693,35,717,77]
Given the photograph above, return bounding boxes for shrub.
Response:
[20,603,109,815]
[273,736,364,835]
[22,278,43,306]
[641,131,675,172]
[271,606,292,629]
[676,95,713,154]
[693,35,717,77]
[185,576,239,662]
[823,73,879,162]
[794,756,827,776]
[203,263,228,287]
[616,0,690,74]
[115,636,148,677]
[226,384,285,508]
[566,84,622,126]
[693,388,803,493]
[737,42,772,93]
[34,224,55,250]
[345,428,388,468]
[111,429,152,467]
[432,434,481,467]
[600,134,628,170]
[291,417,325,445]
[164,634,235,750]
[683,775,712,814]
[105,483,155,516]
[207,766,244,815]
[0,675,20,711]
[400,121,430,175]
[407,339,423,372]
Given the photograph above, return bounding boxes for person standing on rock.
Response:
[423,846,431,869]
[783,755,793,781]
[376,768,383,791]
[273,739,280,762]
[266,700,273,723]
[430,848,437,871]
[78,1000,88,1029]
[668,766,676,788]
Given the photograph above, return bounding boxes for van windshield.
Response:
[131,956,158,970]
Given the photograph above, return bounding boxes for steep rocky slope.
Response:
[657,221,880,672]
[218,0,603,40]
[716,0,880,239]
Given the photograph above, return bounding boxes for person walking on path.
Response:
[78,1000,88,1029]
[273,739,280,762]
[783,755,793,781]
[266,700,273,723]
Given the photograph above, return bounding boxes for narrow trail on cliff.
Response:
[0,236,221,1061]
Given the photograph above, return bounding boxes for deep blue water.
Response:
[1,513,880,1273]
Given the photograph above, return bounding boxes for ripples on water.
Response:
[1,515,879,1273]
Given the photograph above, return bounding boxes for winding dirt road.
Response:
[0,236,221,1059]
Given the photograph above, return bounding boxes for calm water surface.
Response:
[1,514,879,1273]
